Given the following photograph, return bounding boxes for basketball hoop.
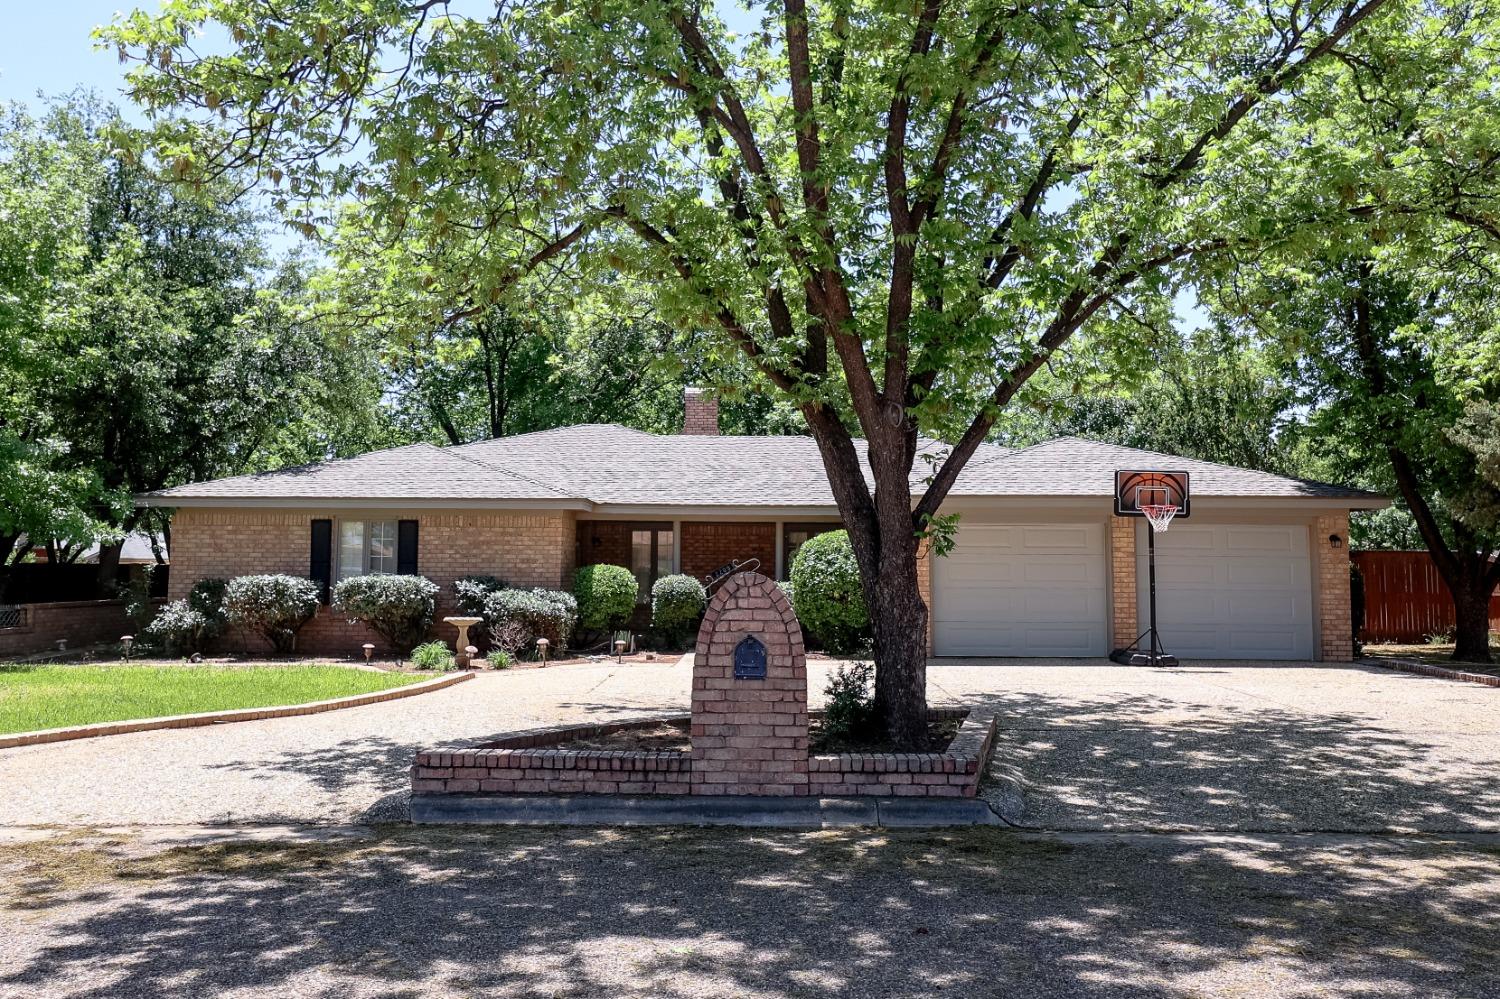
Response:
[1140,504,1179,533]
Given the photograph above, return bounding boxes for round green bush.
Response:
[409,640,456,671]
[789,530,870,655]
[573,564,639,634]
[651,574,707,645]
[332,574,439,653]
[223,574,321,654]
[485,587,577,657]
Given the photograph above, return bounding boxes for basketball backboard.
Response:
[1114,470,1191,519]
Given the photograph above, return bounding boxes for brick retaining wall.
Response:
[0,599,161,659]
[411,708,996,799]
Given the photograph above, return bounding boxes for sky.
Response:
[0,4,143,113]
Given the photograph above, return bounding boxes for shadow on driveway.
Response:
[2,826,1497,998]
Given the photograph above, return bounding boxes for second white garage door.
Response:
[1139,522,1314,660]
[932,524,1108,657]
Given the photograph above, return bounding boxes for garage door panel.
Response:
[1140,522,1313,660]
[1224,527,1301,554]
[1155,561,1218,586]
[1023,560,1097,585]
[1021,527,1095,553]
[933,523,1107,657]
[1224,560,1302,588]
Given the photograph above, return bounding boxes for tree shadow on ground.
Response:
[956,669,1500,832]
[2,825,1497,999]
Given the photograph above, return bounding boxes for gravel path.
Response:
[1,657,1496,831]
[1,824,1497,998]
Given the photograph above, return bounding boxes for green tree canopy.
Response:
[109,0,1469,741]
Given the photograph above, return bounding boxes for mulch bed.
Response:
[550,717,963,755]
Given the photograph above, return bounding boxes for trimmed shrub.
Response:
[486,648,512,669]
[789,530,870,655]
[651,574,707,645]
[453,574,507,619]
[145,600,215,656]
[821,661,877,742]
[410,640,457,671]
[188,577,230,625]
[224,575,320,654]
[332,574,439,653]
[146,576,231,656]
[573,564,639,634]
[485,587,577,657]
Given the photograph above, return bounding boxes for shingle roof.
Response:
[139,443,575,502]
[951,437,1381,500]
[138,428,1380,507]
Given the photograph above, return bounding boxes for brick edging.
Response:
[0,671,474,750]
[1365,656,1500,688]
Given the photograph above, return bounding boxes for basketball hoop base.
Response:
[1109,646,1178,668]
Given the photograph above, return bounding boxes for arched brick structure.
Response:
[691,571,809,795]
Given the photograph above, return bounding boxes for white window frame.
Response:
[337,519,399,579]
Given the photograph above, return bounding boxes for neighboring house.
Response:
[136,390,1386,661]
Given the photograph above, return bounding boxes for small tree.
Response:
[790,531,871,656]
[333,574,439,653]
[224,574,320,654]
[573,564,638,635]
[651,574,708,646]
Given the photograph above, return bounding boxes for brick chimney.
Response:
[682,387,720,435]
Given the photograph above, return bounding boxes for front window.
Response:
[782,524,837,579]
[339,520,398,578]
[629,527,674,604]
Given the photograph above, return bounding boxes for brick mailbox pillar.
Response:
[690,571,809,796]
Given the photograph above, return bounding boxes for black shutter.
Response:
[397,520,419,575]
[309,519,333,604]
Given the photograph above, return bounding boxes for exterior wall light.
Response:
[1329,534,1344,549]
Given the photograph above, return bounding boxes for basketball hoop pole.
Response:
[1110,506,1180,668]
[1146,523,1163,662]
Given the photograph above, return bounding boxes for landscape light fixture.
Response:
[362,643,375,663]
[121,635,134,660]
[536,637,550,665]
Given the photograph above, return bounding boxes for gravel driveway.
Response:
[0,657,1497,831]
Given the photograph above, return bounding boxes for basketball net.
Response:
[1140,504,1179,533]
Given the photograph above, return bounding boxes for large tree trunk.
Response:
[95,541,125,598]
[1451,584,1494,663]
[805,406,931,748]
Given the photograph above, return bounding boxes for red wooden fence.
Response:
[1353,550,1500,644]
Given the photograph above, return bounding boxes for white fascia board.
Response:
[133,495,595,511]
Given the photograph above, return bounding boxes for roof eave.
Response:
[133,495,594,511]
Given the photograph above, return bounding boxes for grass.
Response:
[0,663,429,735]
[1362,642,1499,675]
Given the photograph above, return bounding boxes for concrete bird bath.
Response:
[443,617,484,667]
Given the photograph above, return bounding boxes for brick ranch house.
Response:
[137,390,1386,661]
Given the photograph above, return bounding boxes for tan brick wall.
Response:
[168,507,573,656]
[680,522,776,582]
[1110,517,1138,650]
[1316,512,1354,662]
[691,571,809,795]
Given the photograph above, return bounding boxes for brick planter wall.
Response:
[411,708,996,799]
[0,599,161,659]
[410,571,998,803]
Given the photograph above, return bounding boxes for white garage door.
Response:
[933,524,1108,657]
[1140,523,1313,660]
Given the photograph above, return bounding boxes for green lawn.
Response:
[0,664,430,735]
